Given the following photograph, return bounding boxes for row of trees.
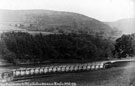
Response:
[0,32,134,64]
[0,32,114,64]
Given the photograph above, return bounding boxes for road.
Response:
[3,61,134,86]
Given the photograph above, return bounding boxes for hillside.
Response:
[0,10,119,39]
[105,18,135,34]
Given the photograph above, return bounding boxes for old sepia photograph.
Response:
[0,0,135,86]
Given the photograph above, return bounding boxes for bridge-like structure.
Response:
[0,59,135,82]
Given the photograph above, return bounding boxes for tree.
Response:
[115,34,135,58]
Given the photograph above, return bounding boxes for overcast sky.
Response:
[0,0,134,21]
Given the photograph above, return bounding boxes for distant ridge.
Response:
[0,9,120,39]
[105,18,135,34]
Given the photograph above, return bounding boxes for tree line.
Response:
[0,32,134,64]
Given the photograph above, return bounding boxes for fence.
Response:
[0,62,106,82]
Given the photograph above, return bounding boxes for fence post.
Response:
[20,70,25,76]
[30,68,34,75]
[26,68,30,75]
[39,67,44,74]
[43,67,48,74]
[52,66,57,72]
[35,68,40,74]
[65,65,70,72]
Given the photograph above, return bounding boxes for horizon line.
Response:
[0,9,135,22]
